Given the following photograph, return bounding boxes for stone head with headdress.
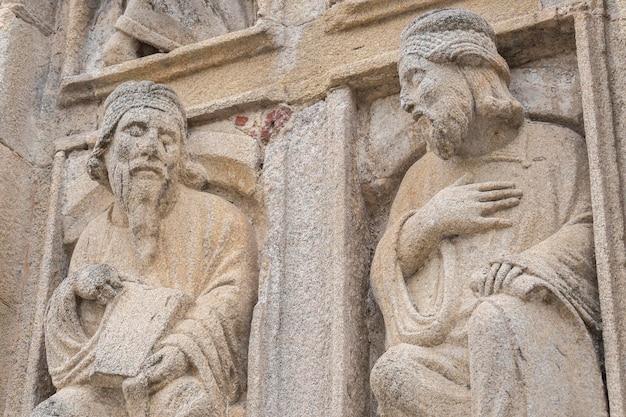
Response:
[401,8,510,83]
[398,9,524,159]
[87,80,208,191]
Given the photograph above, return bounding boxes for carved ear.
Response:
[86,153,110,188]
[180,158,210,191]
[477,95,525,125]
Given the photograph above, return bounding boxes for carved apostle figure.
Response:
[102,0,254,66]
[32,81,258,417]
[370,9,607,417]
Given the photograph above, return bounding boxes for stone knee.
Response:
[32,396,67,417]
[468,295,518,346]
[151,376,219,417]
[371,344,412,406]
[468,295,531,416]
[32,386,122,417]
[372,344,471,417]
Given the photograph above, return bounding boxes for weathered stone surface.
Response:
[248,88,369,417]
[188,123,261,198]
[509,52,583,133]
[33,82,259,417]
[2,0,626,416]
[0,142,36,410]
[62,150,114,246]
[370,9,606,417]
[0,7,52,166]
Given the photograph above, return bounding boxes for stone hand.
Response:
[471,262,551,301]
[423,173,522,238]
[143,345,189,393]
[70,264,123,305]
[471,262,523,297]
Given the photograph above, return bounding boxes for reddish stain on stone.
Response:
[259,107,292,145]
[235,116,248,126]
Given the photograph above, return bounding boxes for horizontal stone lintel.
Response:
[323,0,447,33]
[57,3,584,122]
[57,20,283,107]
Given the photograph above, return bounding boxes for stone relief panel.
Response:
[65,0,256,74]
[364,8,607,417]
[32,81,260,417]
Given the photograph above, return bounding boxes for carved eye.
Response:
[412,71,425,86]
[124,123,146,137]
[159,130,176,146]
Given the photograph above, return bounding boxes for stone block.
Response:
[0,142,35,410]
[0,7,51,166]
[510,52,583,133]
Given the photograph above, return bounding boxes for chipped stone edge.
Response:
[0,3,54,36]
[324,3,584,96]
[57,20,284,107]
[324,0,587,33]
[187,85,288,125]
[323,0,446,33]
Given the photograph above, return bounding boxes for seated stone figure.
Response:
[32,81,258,417]
[102,0,255,66]
[370,9,608,417]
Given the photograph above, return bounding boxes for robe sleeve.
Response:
[44,226,103,389]
[157,205,258,405]
[370,157,452,347]
[372,209,447,348]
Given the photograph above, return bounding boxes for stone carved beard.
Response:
[109,156,174,265]
[418,82,474,160]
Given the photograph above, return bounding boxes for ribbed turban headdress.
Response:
[401,8,510,84]
[87,81,187,185]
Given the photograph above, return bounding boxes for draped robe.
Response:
[370,121,607,417]
[42,187,258,416]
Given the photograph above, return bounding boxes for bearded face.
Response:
[105,107,183,263]
[399,56,474,160]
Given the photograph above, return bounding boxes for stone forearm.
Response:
[397,209,443,278]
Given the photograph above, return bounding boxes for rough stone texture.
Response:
[509,52,583,133]
[0,7,52,166]
[0,3,56,414]
[248,88,369,417]
[62,150,114,246]
[1,0,626,416]
[0,143,35,410]
[33,82,259,417]
[369,8,606,417]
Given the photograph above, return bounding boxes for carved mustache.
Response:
[129,159,166,177]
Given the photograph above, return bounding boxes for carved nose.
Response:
[401,97,415,114]
[137,130,159,156]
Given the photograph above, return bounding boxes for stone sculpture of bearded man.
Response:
[33,81,258,417]
[370,9,608,417]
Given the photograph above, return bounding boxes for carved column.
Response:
[579,0,626,415]
[248,86,369,417]
[0,2,57,414]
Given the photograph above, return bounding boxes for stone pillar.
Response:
[248,86,369,417]
[0,1,56,415]
[583,0,626,415]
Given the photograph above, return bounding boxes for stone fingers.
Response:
[480,197,521,215]
[473,263,501,297]
[484,263,512,296]
[497,266,524,293]
[477,188,523,202]
[474,181,517,191]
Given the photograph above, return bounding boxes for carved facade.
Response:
[1,0,625,416]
